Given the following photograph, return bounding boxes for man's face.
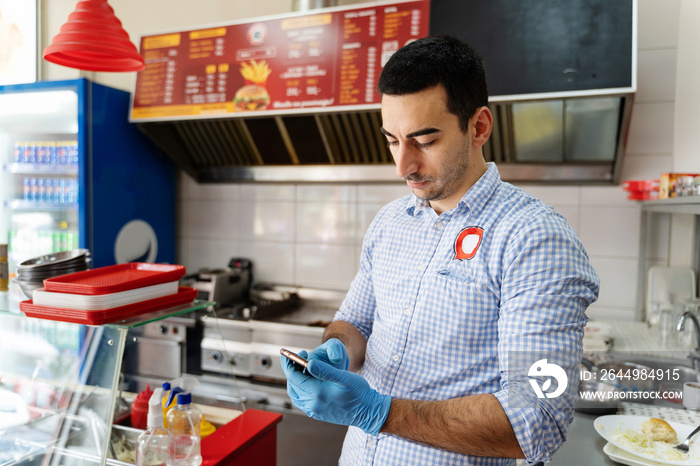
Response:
[380,85,485,214]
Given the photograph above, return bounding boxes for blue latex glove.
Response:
[281,356,391,436]
[306,338,349,370]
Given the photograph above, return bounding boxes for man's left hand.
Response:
[281,356,391,436]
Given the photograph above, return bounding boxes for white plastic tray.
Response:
[32,281,179,311]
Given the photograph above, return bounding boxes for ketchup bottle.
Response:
[130,385,153,430]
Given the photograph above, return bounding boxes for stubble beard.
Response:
[407,144,472,202]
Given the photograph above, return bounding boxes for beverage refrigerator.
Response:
[0,78,175,303]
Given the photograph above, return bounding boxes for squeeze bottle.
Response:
[131,385,153,430]
[136,388,174,466]
[166,376,203,466]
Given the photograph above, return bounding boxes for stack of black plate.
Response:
[15,249,92,299]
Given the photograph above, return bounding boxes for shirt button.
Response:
[367,439,377,449]
[392,354,400,362]
[404,308,411,316]
[435,222,444,230]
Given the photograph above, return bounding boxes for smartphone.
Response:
[280,348,308,369]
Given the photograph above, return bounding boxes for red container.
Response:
[627,190,660,200]
[622,179,660,192]
[130,385,154,430]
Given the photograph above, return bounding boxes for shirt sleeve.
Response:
[493,209,600,463]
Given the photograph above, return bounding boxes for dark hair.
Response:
[377,36,488,131]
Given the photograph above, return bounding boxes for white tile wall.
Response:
[578,207,641,257]
[637,49,677,102]
[637,0,681,50]
[587,257,640,321]
[626,103,676,154]
[243,240,296,285]
[175,0,693,323]
[238,201,295,241]
[295,243,358,290]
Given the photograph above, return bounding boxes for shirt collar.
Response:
[458,162,500,217]
[405,162,500,217]
[406,194,430,216]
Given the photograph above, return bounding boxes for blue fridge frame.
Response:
[0,78,175,267]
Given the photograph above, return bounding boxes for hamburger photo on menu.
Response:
[234,60,271,112]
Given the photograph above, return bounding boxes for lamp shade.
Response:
[43,0,145,72]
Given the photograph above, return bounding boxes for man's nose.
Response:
[393,145,419,179]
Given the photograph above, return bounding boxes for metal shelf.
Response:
[5,199,78,211]
[636,197,700,320]
[640,197,700,215]
[4,163,79,175]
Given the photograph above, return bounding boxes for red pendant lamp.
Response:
[43,0,145,72]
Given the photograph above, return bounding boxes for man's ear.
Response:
[472,106,493,147]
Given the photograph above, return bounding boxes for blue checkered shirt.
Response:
[334,163,600,465]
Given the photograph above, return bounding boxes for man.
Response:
[282,36,600,465]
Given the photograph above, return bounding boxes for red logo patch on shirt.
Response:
[454,226,484,260]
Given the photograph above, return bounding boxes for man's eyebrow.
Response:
[380,127,440,139]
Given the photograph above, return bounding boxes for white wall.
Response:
[40,0,697,321]
[674,0,700,173]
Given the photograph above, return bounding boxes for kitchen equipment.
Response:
[200,285,341,383]
[124,312,204,380]
[186,258,252,306]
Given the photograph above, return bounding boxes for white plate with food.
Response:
[604,442,672,466]
[595,415,700,465]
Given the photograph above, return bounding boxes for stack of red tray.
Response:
[19,263,196,325]
[622,179,660,200]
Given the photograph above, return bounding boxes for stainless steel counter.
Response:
[548,412,618,465]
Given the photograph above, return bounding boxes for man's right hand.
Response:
[307,338,349,370]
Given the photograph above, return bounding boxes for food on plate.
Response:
[233,84,270,112]
[611,417,687,461]
[642,417,679,444]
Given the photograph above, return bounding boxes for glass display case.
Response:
[0,294,213,465]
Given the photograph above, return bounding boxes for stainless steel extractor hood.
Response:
[136,94,633,184]
[132,0,636,184]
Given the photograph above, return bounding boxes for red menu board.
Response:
[130,0,429,121]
